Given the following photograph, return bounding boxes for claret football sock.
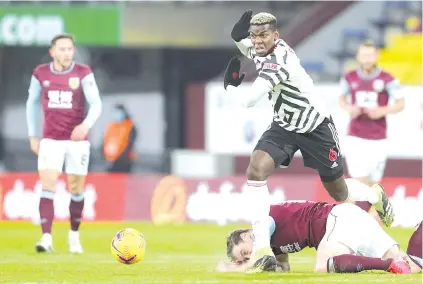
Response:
[39,190,55,234]
[407,222,423,268]
[70,192,85,231]
[247,180,272,255]
[344,178,379,204]
[328,255,392,273]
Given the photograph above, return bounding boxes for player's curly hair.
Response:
[250,12,277,30]
[226,229,250,261]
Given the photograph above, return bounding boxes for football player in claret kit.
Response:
[339,40,404,187]
[26,34,102,253]
[223,10,394,272]
[219,201,422,274]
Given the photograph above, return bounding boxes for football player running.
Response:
[223,10,394,272]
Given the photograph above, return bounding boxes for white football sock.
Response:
[247,180,271,250]
[345,178,379,204]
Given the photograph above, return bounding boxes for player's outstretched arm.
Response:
[231,10,254,58]
[26,75,42,138]
[81,73,102,128]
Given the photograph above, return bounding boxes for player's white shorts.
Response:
[322,203,397,258]
[344,136,388,182]
[38,138,90,175]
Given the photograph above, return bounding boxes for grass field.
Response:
[0,222,421,283]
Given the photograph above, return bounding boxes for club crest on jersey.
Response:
[262,63,279,71]
[69,77,80,89]
[43,80,50,87]
[372,79,384,92]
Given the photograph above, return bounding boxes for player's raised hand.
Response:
[224,56,245,90]
[231,10,253,42]
[71,124,89,141]
[29,137,40,155]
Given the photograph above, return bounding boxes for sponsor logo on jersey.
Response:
[262,63,279,70]
[42,80,50,87]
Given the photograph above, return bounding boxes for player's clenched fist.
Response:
[71,123,89,141]
[29,137,40,155]
[224,56,245,90]
[231,10,253,42]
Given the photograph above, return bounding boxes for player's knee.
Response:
[39,170,59,191]
[246,151,275,181]
[246,164,268,181]
[322,176,348,202]
[67,174,86,194]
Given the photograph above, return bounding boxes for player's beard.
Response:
[56,59,73,71]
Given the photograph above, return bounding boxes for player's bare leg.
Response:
[36,169,60,253]
[322,176,394,227]
[67,174,86,254]
[245,150,278,273]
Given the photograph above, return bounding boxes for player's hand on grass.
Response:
[29,137,40,155]
[364,107,386,120]
[71,124,89,141]
[224,56,245,90]
[231,10,253,42]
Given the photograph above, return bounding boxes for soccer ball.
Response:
[111,228,146,264]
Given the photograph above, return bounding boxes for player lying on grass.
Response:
[218,197,422,274]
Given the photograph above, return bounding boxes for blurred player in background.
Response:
[26,34,102,253]
[219,200,421,274]
[339,41,404,186]
[339,41,404,220]
[224,11,394,272]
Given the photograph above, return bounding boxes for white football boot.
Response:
[68,230,84,254]
[35,233,54,253]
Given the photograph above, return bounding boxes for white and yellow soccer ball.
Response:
[111,228,146,264]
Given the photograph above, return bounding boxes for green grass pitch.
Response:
[0,221,421,283]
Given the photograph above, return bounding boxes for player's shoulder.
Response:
[343,69,359,81]
[73,62,93,77]
[378,69,396,82]
[32,63,51,76]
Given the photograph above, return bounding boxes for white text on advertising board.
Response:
[0,15,64,45]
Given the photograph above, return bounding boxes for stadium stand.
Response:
[332,1,422,84]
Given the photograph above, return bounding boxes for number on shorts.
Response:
[81,154,88,166]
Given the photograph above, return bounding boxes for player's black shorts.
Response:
[254,117,344,182]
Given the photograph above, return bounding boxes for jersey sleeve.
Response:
[226,77,272,107]
[258,60,289,88]
[234,39,253,59]
[81,72,102,128]
[385,77,403,99]
[339,77,350,96]
[26,75,42,137]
